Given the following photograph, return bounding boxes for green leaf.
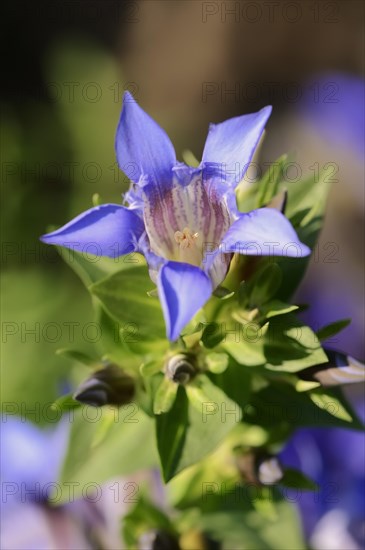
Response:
[205,353,229,374]
[236,154,290,214]
[239,263,283,308]
[276,165,333,301]
[57,246,142,287]
[246,380,363,430]
[156,386,188,482]
[58,247,148,366]
[201,322,224,349]
[90,265,168,354]
[197,499,306,550]
[153,377,178,415]
[280,468,318,491]
[263,315,328,372]
[259,300,299,320]
[213,286,235,300]
[316,319,351,341]
[223,337,266,367]
[209,359,252,410]
[95,307,141,371]
[57,407,158,502]
[255,154,289,208]
[140,360,163,378]
[156,378,241,481]
[308,387,364,427]
[123,496,176,548]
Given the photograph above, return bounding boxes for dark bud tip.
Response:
[73,364,135,407]
[73,378,109,406]
[165,354,197,385]
[138,530,180,550]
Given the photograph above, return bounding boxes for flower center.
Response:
[174,227,202,266]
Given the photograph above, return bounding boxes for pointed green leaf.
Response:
[264,315,328,372]
[156,378,241,481]
[255,154,289,208]
[280,468,318,491]
[259,300,299,320]
[246,381,363,430]
[213,286,235,300]
[316,319,351,341]
[90,266,167,354]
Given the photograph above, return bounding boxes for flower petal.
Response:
[220,208,311,257]
[157,261,212,341]
[40,204,144,258]
[115,92,176,187]
[201,106,272,187]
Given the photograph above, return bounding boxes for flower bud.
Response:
[165,354,197,385]
[236,450,284,486]
[299,349,365,387]
[257,456,284,485]
[138,530,180,550]
[73,364,135,407]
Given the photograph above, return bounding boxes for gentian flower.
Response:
[41,93,310,341]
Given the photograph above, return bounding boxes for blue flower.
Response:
[1,417,126,549]
[41,93,310,341]
[280,424,365,549]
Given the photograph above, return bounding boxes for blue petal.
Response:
[201,106,272,187]
[220,208,311,257]
[158,261,212,341]
[40,204,144,257]
[0,417,68,495]
[115,91,176,187]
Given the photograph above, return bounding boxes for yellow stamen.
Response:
[174,227,199,249]
[174,227,201,266]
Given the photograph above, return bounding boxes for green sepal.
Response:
[153,376,178,415]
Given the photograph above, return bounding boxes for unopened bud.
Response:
[236,450,284,486]
[165,354,197,385]
[257,456,284,485]
[138,529,180,550]
[73,364,135,407]
[299,349,365,387]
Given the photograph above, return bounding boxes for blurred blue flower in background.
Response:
[280,415,365,550]
[299,74,365,160]
[41,93,309,341]
[0,417,123,550]
[294,73,365,359]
